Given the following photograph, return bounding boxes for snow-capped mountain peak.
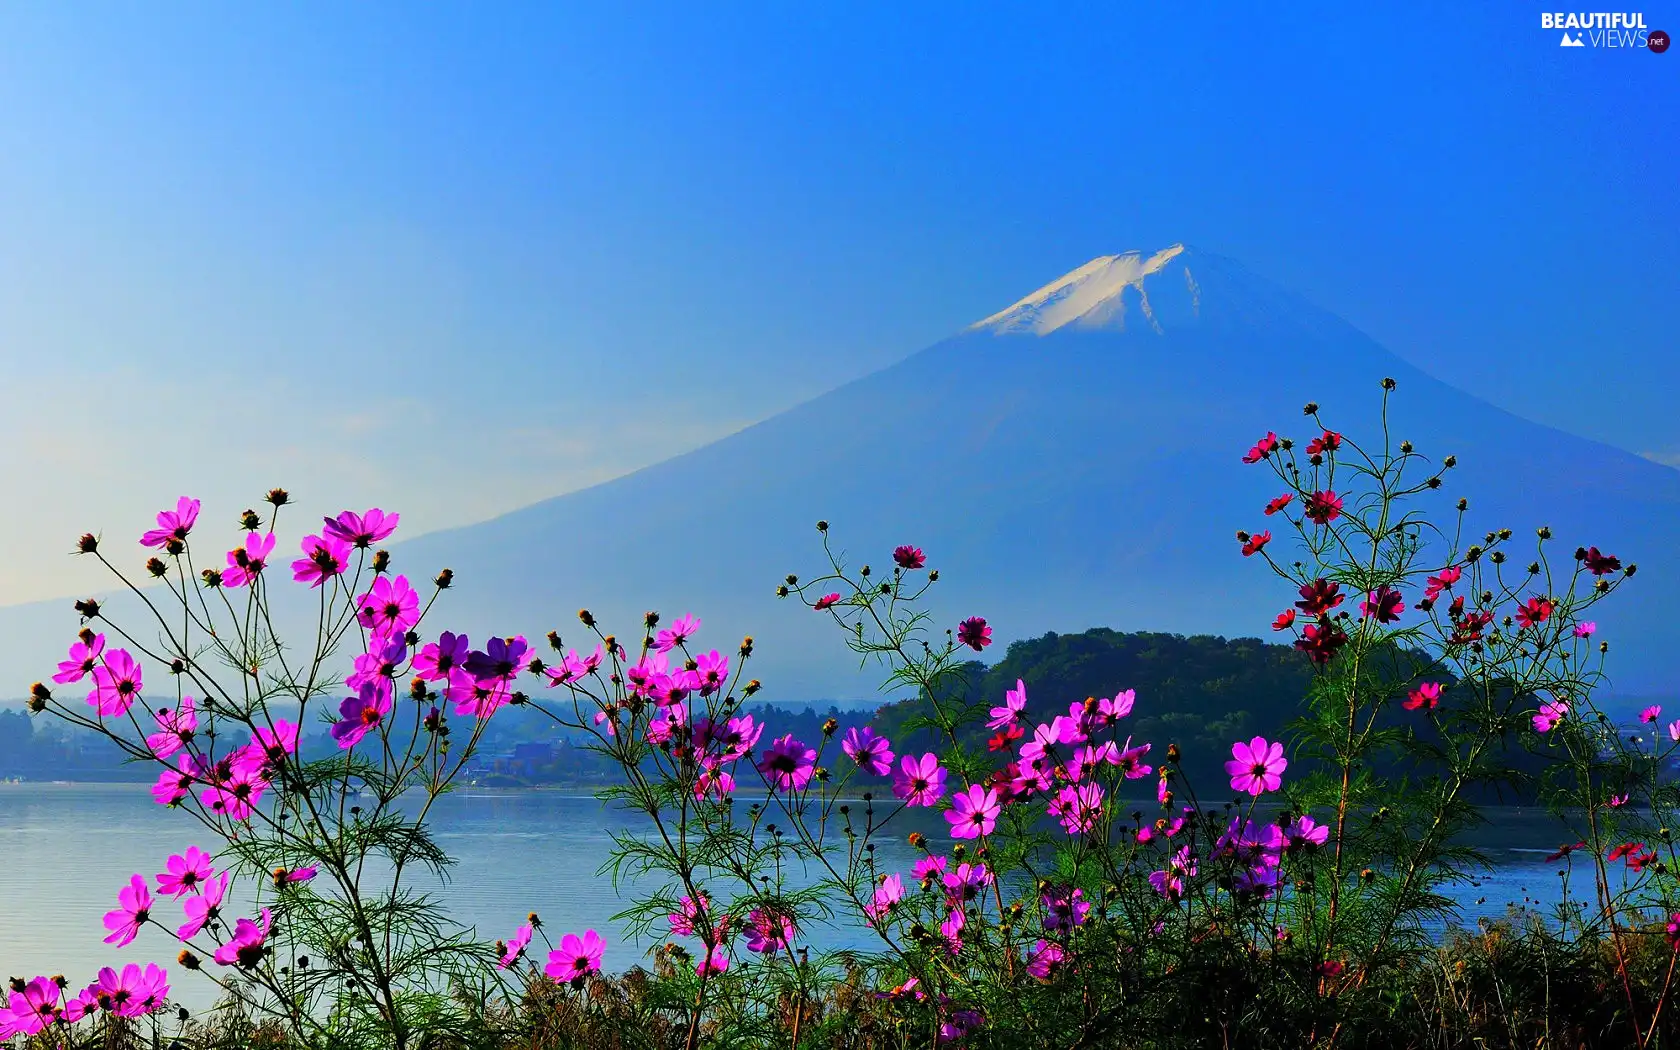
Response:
[971,244,1197,336]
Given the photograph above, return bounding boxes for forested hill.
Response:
[872,629,1315,790]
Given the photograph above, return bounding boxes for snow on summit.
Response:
[972,245,1198,336]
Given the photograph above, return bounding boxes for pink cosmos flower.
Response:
[213,908,272,967]
[102,874,152,947]
[1048,782,1105,835]
[1242,431,1278,464]
[1137,816,1186,843]
[291,533,352,587]
[157,847,215,898]
[1668,719,1680,743]
[912,856,949,882]
[1113,742,1153,779]
[1303,490,1343,525]
[547,645,605,686]
[864,873,905,921]
[146,696,198,758]
[668,893,715,936]
[719,714,763,759]
[694,650,730,695]
[957,616,992,651]
[178,871,228,940]
[545,930,605,986]
[140,496,201,549]
[813,593,841,611]
[331,680,393,749]
[94,964,170,1018]
[464,636,533,684]
[1641,705,1662,724]
[1042,886,1091,933]
[892,753,947,807]
[1574,621,1597,638]
[4,977,59,1036]
[1235,865,1282,899]
[61,984,101,1023]
[1026,939,1065,979]
[1669,913,1680,951]
[987,679,1027,730]
[893,545,926,569]
[654,613,700,653]
[355,575,420,639]
[694,767,735,801]
[1515,596,1555,630]
[1360,585,1404,623]
[744,909,796,954]
[1282,814,1330,852]
[52,632,106,684]
[842,726,894,776]
[220,531,277,588]
[945,784,1000,839]
[941,862,993,905]
[1226,736,1287,796]
[201,758,270,822]
[1019,719,1071,765]
[696,941,730,975]
[251,720,300,766]
[757,734,817,792]
[323,508,400,548]
[446,667,511,720]
[89,648,143,717]
[279,866,318,885]
[414,632,470,681]
[499,923,533,969]
[153,756,203,807]
[1149,845,1196,900]
[1533,699,1569,733]
[1095,689,1135,727]
[1402,682,1442,711]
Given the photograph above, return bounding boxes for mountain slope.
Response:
[5,246,1674,703]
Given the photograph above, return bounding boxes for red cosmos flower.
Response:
[1305,430,1342,456]
[1295,623,1346,665]
[1272,610,1296,632]
[1401,681,1442,711]
[1544,841,1588,863]
[893,545,926,570]
[1515,597,1555,630]
[813,593,841,610]
[1303,490,1344,525]
[1608,842,1649,864]
[1295,579,1344,616]
[957,617,992,651]
[1264,494,1293,516]
[1360,585,1404,623]
[1629,849,1659,873]
[1242,431,1279,464]
[1581,547,1622,575]
[988,724,1025,752]
[1423,565,1462,601]
[1241,531,1271,557]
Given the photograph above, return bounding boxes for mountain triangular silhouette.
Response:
[1561,31,1587,46]
[2,247,1674,702]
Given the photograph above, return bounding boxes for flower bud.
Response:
[1304,402,1318,415]
[146,557,168,577]
[371,550,390,574]
[744,679,761,696]
[776,585,789,598]
[434,568,453,590]
[74,598,101,619]
[200,568,223,588]
[76,533,99,554]
[644,611,660,628]
[908,831,927,850]
[1399,440,1412,454]
[816,520,828,533]
[1166,743,1181,764]
[928,570,939,582]
[265,488,289,506]
[740,636,754,657]
[239,509,262,531]
[178,949,201,970]
[578,609,596,627]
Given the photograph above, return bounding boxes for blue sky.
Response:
[0,2,1675,602]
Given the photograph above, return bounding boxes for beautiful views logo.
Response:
[1541,10,1667,48]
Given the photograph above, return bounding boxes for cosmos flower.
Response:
[1281,815,1330,852]
[1295,579,1343,616]
[1543,841,1587,863]
[1641,705,1662,724]
[93,964,170,1018]
[1272,610,1296,632]
[1303,490,1344,525]
[1149,845,1196,900]
[1515,597,1555,630]
[177,872,228,940]
[52,632,106,684]
[1574,622,1597,638]
[1242,431,1278,464]
[842,726,894,776]
[864,873,905,921]
[89,648,143,717]
[323,508,400,548]
[156,847,215,898]
[220,531,276,588]
[757,734,817,792]
[957,617,992,651]
[212,908,272,968]
[464,636,532,684]
[1402,682,1442,711]
[893,753,947,806]
[893,545,926,569]
[987,679,1028,730]
[545,930,605,986]
[911,855,948,883]
[1581,547,1622,575]
[744,909,796,954]
[1305,429,1342,456]
[140,497,201,549]
[654,613,700,653]
[498,924,533,969]
[1240,530,1271,557]
[414,632,470,681]
[813,593,841,610]
[291,533,352,587]
[1533,699,1569,733]
[1048,782,1105,835]
[1360,585,1404,623]
[1295,623,1346,665]
[1026,939,1065,979]
[146,696,198,759]
[1226,737,1287,796]
[330,680,394,749]
[945,784,1001,839]
[1264,494,1293,515]
[102,874,152,947]
[355,575,420,639]
[4,977,60,1036]
[1042,886,1090,933]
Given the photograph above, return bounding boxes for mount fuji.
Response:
[5,246,1676,702]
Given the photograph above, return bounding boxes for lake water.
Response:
[0,784,1607,1011]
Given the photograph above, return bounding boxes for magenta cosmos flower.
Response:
[140,496,201,549]
[156,846,215,898]
[323,508,400,548]
[987,679,1027,731]
[220,531,276,588]
[842,726,894,776]
[94,964,170,1018]
[892,752,947,807]
[1026,939,1065,980]
[291,533,352,587]
[178,871,228,939]
[1226,736,1288,796]
[654,613,700,653]
[1360,585,1404,623]
[545,930,605,987]
[1533,699,1569,733]
[499,923,534,969]
[745,908,797,954]
[957,616,992,651]
[213,908,272,968]
[88,648,143,717]
[102,874,152,947]
[813,592,841,610]
[356,575,420,639]
[146,696,198,758]
[3,977,59,1036]
[757,734,817,792]
[893,545,926,569]
[1641,705,1662,724]
[413,632,470,681]
[864,873,905,921]
[945,784,1001,839]
[331,680,393,749]
[52,631,105,684]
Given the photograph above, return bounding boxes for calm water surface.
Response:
[0,784,1600,1011]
